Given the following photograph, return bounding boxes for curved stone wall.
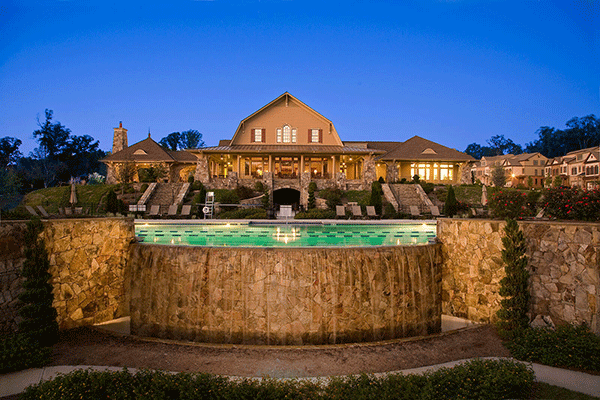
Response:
[129,244,443,345]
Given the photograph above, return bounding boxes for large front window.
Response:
[277,125,297,143]
[274,156,299,178]
[244,157,269,178]
[410,163,453,182]
[304,157,330,179]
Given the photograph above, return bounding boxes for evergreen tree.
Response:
[18,218,59,347]
[307,181,317,210]
[370,181,383,215]
[496,219,530,339]
[106,189,119,213]
[445,185,457,217]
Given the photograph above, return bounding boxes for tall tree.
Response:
[159,130,205,150]
[33,110,70,159]
[159,132,181,151]
[492,165,507,187]
[180,130,204,149]
[487,135,522,156]
[0,137,22,169]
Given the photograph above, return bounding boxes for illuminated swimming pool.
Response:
[135,220,437,247]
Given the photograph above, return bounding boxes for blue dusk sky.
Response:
[1,0,598,156]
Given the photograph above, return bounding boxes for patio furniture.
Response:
[74,207,83,215]
[336,205,347,218]
[410,206,421,217]
[149,205,160,216]
[64,208,73,215]
[279,205,293,219]
[168,204,178,216]
[351,205,363,219]
[366,206,378,219]
[25,206,38,217]
[181,205,192,217]
[36,205,50,217]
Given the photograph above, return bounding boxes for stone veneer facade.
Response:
[439,219,599,334]
[1,218,598,339]
[0,219,133,332]
[128,244,443,345]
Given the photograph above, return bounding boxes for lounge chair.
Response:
[351,205,363,219]
[430,205,441,217]
[25,206,38,217]
[65,207,73,215]
[168,204,178,216]
[36,205,50,217]
[180,204,191,217]
[74,207,83,215]
[366,206,378,219]
[149,205,160,216]
[336,205,346,218]
[535,209,545,219]
[410,206,421,217]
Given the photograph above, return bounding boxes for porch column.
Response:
[237,155,241,176]
[300,155,305,175]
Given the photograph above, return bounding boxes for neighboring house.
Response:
[545,147,600,189]
[102,92,474,207]
[472,153,547,188]
[102,124,197,184]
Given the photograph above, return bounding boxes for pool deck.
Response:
[134,218,438,225]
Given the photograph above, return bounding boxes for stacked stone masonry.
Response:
[128,244,442,345]
[0,222,27,334]
[438,219,599,334]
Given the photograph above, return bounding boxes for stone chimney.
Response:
[112,121,128,154]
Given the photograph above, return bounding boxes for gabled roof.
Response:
[229,92,342,146]
[377,136,474,162]
[344,141,403,152]
[102,135,196,163]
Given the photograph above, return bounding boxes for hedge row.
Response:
[21,359,534,400]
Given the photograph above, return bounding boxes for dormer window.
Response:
[133,149,147,155]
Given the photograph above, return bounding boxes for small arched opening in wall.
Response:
[273,188,300,208]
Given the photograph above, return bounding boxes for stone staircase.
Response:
[146,183,189,213]
[387,184,431,214]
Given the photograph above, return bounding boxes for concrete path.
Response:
[2,359,599,398]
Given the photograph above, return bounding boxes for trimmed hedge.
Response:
[507,324,600,373]
[21,359,534,400]
[0,333,52,373]
[295,209,336,219]
[218,208,267,219]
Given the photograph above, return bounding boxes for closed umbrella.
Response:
[70,184,77,205]
[481,185,488,206]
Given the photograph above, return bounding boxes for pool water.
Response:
[135,221,437,248]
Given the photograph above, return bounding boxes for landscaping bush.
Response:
[496,219,530,339]
[0,333,52,373]
[444,185,457,217]
[190,181,204,191]
[507,324,600,373]
[21,359,534,400]
[419,182,435,194]
[370,181,383,215]
[218,208,267,219]
[488,189,532,219]
[543,186,600,221]
[140,183,149,193]
[319,188,342,210]
[345,190,370,205]
[295,209,336,219]
[235,185,256,200]
[19,218,59,347]
[213,189,239,211]
[308,182,317,210]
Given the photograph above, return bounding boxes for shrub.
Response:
[542,186,600,221]
[218,208,267,219]
[308,181,317,210]
[370,181,383,215]
[254,181,265,193]
[235,185,255,200]
[419,182,435,194]
[190,181,204,191]
[507,324,600,372]
[496,219,530,339]
[488,189,532,219]
[295,209,336,219]
[21,359,534,400]
[19,218,59,347]
[319,188,342,211]
[444,185,457,217]
[140,183,149,193]
[105,189,119,214]
[188,174,194,183]
[214,189,239,212]
[0,333,52,373]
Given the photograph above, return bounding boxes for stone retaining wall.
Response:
[439,219,599,334]
[0,218,134,332]
[129,244,443,345]
[0,222,27,334]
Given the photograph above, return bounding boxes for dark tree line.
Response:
[465,114,599,159]
[158,130,204,151]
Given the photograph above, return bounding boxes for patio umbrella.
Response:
[481,185,488,206]
[70,184,77,205]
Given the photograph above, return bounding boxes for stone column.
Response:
[194,156,210,185]
[363,157,376,189]
[300,172,311,208]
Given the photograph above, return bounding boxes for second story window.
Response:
[252,128,264,143]
[283,125,291,142]
[276,125,296,143]
[310,129,323,143]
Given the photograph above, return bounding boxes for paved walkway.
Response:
[2,359,599,398]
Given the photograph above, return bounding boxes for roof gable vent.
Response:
[421,148,437,155]
[133,149,148,155]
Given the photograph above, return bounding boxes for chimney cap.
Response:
[119,121,122,128]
